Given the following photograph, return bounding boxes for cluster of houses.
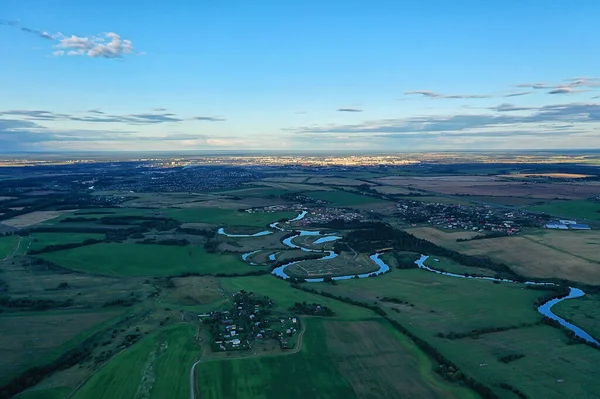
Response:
[201,291,299,352]
[396,200,545,234]
[545,220,591,230]
[296,208,362,226]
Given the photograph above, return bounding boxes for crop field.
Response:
[461,196,546,206]
[284,252,378,279]
[73,324,200,399]
[406,227,480,248]
[305,190,385,206]
[528,200,600,220]
[197,318,471,399]
[39,243,255,276]
[316,269,600,398]
[522,229,600,263]
[452,235,600,284]
[2,211,71,228]
[371,176,600,199]
[0,310,123,384]
[371,186,415,195]
[0,235,20,259]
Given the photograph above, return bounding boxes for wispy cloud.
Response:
[516,77,600,95]
[337,108,363,112]
[153,108,167,112]
[88,109,105,114]
[488,103,535,112]
[192,116,226,122]
[288,102,600,135]
[0,109,186,125]
[503,91,531,97]
[405,90,491,99]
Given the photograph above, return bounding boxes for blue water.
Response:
[217,228,272,237]
[313,235,342,244]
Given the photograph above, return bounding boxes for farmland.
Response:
[316,268,600,399]
[38,243,254,276]
[3,155,600,399]
[72,324,200,399]
[197,317,473,399]
[528,200,600,221]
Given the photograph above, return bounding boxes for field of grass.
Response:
[406,227,480,248]
[39,243,255,276]
[284,252,378,279]
[553,293,600,341]
[528,200,600,221]
[425,256,496,277]
[316,269,600,398]
[197,318,473,399]
[73,324,199,399]
[15,387,71,399]
[219,275,374,320]
[166,208,297,226]
[0,309,125,385]
[0,235,20,259]
[522,229,600,263]
[30,232,105,251]
[452,235,600,285]
[305,190,385,206]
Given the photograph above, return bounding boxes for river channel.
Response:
[222,211,599,346]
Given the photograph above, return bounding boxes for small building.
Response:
[546,223,568,229]
[570,224,591,230]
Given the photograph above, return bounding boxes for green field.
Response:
[73,324,199,399]
[197,318,356,399]
[0,235,20,259]
[39,243,254,276]
[316,269,600,398]
[305,190,384,206]
[553,293,600,340]
[30,232,105,251]
[219,275,374,320]
[15,387,71,399]
[166,208,297,226]
[197,317,473,399]
[528,200,600,221]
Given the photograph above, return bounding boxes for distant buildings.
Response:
[545,221,591,230]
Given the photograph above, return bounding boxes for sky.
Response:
[1,0,600,152]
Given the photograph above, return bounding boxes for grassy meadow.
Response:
[73,324,200,399]
[39,243,254,276]
[0,235,20,259]
[528,200,600,221]
[305,190,385,206]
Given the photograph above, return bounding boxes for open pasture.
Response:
[73,324,199,399]
[0,310,123,384]
[284,252,378,279]
[371,176,600,199]
[0,235,20,259]
[523,229,600,263]
[453,235,600,284]
[553,293,600,341]
[197,318,471,399]
[39,243,254,276]
[3,211,72,228]
[528,200,600,221]
[317,269,600,398]
[406,227,480,248]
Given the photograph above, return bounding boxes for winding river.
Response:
[222,210,599,347]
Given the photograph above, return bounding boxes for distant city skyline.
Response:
[2,1,600,151]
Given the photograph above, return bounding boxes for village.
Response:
[200,291,300,352]
[395,199,547,235]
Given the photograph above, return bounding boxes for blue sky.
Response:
[1,0,600,151]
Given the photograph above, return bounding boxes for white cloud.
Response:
[55,32,134,58]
